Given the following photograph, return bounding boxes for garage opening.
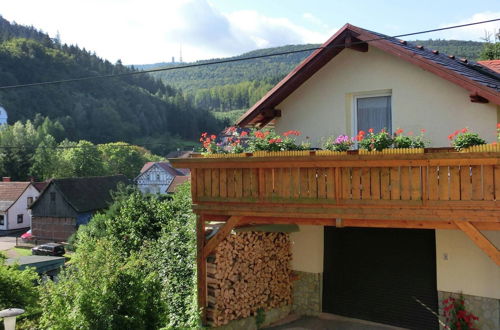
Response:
[323,227,439,329]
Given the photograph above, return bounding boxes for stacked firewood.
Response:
[206,231,292,327]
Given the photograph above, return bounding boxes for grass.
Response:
[13,247,32,256]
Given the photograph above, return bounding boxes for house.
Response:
[30,175,128,242]
[0,179,40,234]
[135,162,188,194]
[170,24,500,329]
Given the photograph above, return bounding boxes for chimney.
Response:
[2,177,11,182]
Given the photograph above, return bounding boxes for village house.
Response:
[135,161,189,194]
[0,179,40,234]
[30,175,128,242]
[171,24,500,329]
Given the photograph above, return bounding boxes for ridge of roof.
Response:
[236,23,500,127]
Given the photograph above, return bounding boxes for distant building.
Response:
[135,162,189,194]
[30,175,128,242]
[0,179,40,234]
[0,105,7,125]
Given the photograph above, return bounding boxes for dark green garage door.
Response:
[323,227,438,329]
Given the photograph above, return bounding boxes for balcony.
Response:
[171,149,499,229]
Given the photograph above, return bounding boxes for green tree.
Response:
[479,42,500,60]
[57,140,105,177]
[41,184,199,329]
[0,255,39,314]
[98,142,149,178]
[39,239,165,330]
[29,134,58,180]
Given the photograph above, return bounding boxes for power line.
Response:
[0,18,498,91]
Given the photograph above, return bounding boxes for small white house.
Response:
[135,162,188,194]
[0,181,40,233]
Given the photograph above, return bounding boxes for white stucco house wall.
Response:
[135,162,189,194]
[0,181,40,232]
[237,24,500,329]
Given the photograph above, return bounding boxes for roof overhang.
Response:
[236,24,500,127]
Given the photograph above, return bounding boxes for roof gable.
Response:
[237,24,500,127]
[0,182,31,211]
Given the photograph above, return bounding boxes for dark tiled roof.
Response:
[51,175,128,213]
[366,29,500,92]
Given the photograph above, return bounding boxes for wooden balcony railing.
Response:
[170,150,500,226]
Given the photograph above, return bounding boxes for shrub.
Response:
[357,128,393,151]
[448,128,486,151]
[393,128,428,148]
[39,239,165,330]
[0,256,39,318]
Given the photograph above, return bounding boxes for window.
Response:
[50,192,56,202]
[156,174,160,180]
[354,95,392,135]
[27,197,33,207]
[0,215,4,226]
[17,214,23,223]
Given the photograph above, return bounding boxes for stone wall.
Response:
[438,291,499,330]
[32,216,76,242]
[292,271,322,315]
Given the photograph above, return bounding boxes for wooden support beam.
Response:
[455,221,500,266]
[196,215,207,324]
[469,93,489,103]
[203,216,241,259]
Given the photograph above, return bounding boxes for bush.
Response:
[40,183,199,329]
[39,239,165,330]
[448,128,486,151]
[393,129,428,148]
[357,128,393,151]
[0,256,39,316]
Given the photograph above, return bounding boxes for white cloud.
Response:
[0,0,330,64]
[426,12,500,41]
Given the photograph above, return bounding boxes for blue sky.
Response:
[0,0,498,64]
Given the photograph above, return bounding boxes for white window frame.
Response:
[351,92,393,138]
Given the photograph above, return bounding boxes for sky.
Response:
[0,0,499,65]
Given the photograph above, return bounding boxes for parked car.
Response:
[31,243,65,256]
[20,229,33,241]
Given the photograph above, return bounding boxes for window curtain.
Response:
[356,96,392,134]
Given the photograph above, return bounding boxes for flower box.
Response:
[460,144,500,153]
[252,150,311,157]
[359,148,424,155]
[315,150,348,156]
[203,153,250,159]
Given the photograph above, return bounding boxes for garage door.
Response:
[323,227,438,329]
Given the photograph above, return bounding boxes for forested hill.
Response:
[141,40,485,92]
[139,44,318,91]
[138,39,485,116]
[0,16,224,152]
